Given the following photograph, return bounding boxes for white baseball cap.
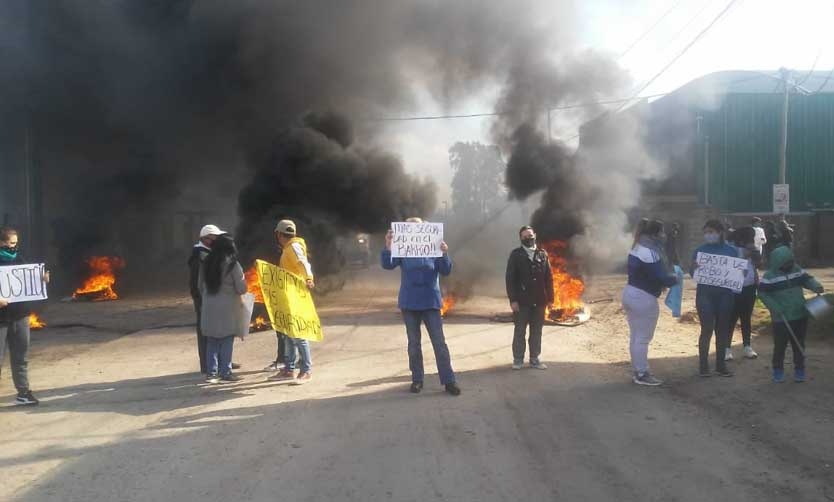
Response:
[199,224,226,238]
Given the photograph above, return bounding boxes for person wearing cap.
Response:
[189,224,241,375]
[381,217,461,396]
[268,219,316,385]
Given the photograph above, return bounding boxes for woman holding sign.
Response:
[198,234,247,384]
[0,226,49,406]
[382,218,460,396]
[690,220,738,378]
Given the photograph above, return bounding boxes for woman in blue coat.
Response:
[381,218,460,396]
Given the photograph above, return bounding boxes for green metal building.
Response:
[647,70,834,213]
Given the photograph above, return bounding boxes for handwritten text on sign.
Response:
[256,260,322,342]
[0,263,48,304]
[694,252,748,293]
[390,222,444,258]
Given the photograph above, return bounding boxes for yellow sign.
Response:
[256,259,323,342]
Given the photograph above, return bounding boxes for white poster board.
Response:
[773,184,790,214]
[693,253,748,293]
[390,222,444,258]
[0,263,48,304]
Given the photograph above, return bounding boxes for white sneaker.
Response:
[743,346,758,359]
[724,348,734,362]
[512,361,523,370]
[530,361,548,370]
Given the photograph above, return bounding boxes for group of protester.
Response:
[0,213,823,404]
[188,220,315,385]
[623,216,823,386]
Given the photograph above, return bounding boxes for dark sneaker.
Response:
[231,362,242,370]
[794,368,806,383]
[220,374,242,382]
[445,383,461,396]
[15,390,39,406]
[410,382,423,394]
[205,375,221,384]
[291,372,312,385]
[716,368,734,377]
[699,368,712,378]
[263,361,280,372]
[633,372,662,386]
[268,368,295,381]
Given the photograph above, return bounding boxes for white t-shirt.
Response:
[753,227,767,253]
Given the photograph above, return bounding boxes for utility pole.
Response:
[546,108,552,144]
[778,68,791,185]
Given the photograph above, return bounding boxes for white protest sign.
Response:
[0,263,48,304]
[390,222,444,258]
[773,184,789,214]
[693,253,748,293]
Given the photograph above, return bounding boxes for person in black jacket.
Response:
[188,224,226,375]
[0,226,49,405]
[505,226,554,370]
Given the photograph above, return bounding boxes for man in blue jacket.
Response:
[381,218,460,396]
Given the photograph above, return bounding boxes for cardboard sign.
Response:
[0,263,48,304]
[773,184,790,214]
[693,253,748,293]
[390,222,444,258]
[256,260,322,342]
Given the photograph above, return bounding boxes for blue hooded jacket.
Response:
[381,249,452,310]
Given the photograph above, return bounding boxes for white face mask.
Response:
[704,233,720,244]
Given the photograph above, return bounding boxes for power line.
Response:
[811,65,834,94]
[618,0,686,60]
[615,0,741,114]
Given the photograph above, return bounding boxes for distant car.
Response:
[344,233,371,267]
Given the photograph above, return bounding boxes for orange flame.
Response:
[245,264,265,303]
[29,313,47,329]
[250,315,270,331]
[440,294,457,317]
[540,241,585,321]
[73,256,125,301]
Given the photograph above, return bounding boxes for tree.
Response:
[448,142,506,223]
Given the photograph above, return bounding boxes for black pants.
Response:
[513,305,545,363]
[696,287,734,373]
[729,285,756,347]
[193,299,207,374]
[772,318,807,370]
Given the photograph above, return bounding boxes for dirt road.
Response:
[2,269,833,501]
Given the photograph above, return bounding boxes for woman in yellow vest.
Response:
[268,220,316,385]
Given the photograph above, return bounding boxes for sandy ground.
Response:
[2,267,834,501]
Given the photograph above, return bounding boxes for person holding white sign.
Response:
[689,220,738,378]
[622,219,679,386]
[381,217,460,396]
[0,226,49,406]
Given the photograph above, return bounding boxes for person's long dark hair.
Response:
[204,234,238,295]
[631,218,664,249]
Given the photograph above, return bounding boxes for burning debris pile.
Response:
[541,241,589,326]
[29,313,47,330]
[72,257,125,301]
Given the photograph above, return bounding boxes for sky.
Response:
[386,0,834,205]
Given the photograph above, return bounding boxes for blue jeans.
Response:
[206,336,235,377]
[402,309,455,385]
[284,337,312,373]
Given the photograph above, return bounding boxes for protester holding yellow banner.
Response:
[264,220,318,385]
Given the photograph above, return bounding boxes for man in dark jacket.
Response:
[0,226,49,405]
[506,225,554,371]
[188,224,225,374]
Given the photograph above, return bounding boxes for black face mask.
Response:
[521,237,536,248]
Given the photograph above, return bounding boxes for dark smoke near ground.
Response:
[0,0,661,290]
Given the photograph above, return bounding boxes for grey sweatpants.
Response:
[0,316,31,392]
[622,285,660,375]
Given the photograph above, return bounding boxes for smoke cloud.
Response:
[0,0,662,285]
